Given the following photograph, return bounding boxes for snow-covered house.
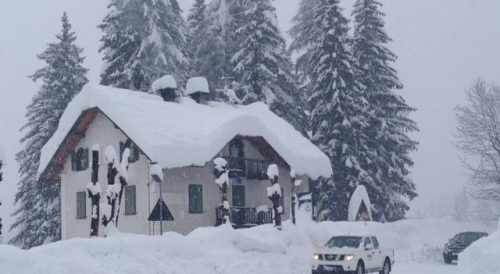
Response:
[38,84,332,239]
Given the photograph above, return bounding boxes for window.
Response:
[232,185,245,207]
[228,139,245,171]
[71,148,89,172]
[371,237,379,249]
[124,185,136,215]
[189,184,203,213]
[364,237,372,248]
[76,191,86,219]
[246,159,269,180]
[120,140,140,163]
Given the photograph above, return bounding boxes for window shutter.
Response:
[71,152,77,171]
[125,185,136,215]
[119,142,125,162]
[76,191,86,219]
[189,185,203,213]
[84,148,89,170]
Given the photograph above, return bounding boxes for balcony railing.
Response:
[224,157,269,180]
[215,206,273,228]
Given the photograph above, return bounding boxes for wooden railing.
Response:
[215,206,273,228]
[224,157,269,180]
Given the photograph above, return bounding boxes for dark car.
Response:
[443,231,488,264]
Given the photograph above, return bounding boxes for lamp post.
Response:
[150,163,164,235]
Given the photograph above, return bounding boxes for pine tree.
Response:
[290,0,372,221]
[187,0,208,62]
[230,0,306,130]
[99,0,189,92]
[352,0,418,221]
[10,13,88,248]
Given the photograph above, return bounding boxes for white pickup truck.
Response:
[311,235,394,274]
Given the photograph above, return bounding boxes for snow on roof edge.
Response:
[39,84,333,180]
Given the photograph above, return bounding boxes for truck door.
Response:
[363,237,376,270]
[371,236,383,269]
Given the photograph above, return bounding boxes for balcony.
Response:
[225,157,270,180]
[215,206,273,228]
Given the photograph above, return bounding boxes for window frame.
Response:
[232,185,246,207]
[120,140,140,163]
[76,191,86,219]
[72,147,89,172]
[124,185,137,215]
[188,184,203,214]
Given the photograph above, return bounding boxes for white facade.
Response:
[60,112,308,239]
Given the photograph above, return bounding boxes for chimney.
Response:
[152,75,178,102]
[186,77,210,104]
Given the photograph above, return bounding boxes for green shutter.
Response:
[76,192,86,219]
[83,148,89,170]
[132,143,140,162]
[125,185,136,215]
[71,152,77,171]
[189,185,203,213]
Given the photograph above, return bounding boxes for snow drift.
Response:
[458,219,500,274]
[38,84,332,180]
[0,218,493,274]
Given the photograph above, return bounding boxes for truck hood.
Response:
[317,247,360,254]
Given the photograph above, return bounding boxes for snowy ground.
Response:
[0,217,493,274]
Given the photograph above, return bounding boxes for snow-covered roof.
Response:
[152,75,177,92]
[185,77,209,95]
[348,185,372,222]
[39,84,332,179]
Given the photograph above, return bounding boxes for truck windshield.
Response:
[325,236,362,248]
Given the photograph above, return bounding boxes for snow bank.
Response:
[39,84,332,180]
[458,219,500,274]
[185,76,209,95]
[0,218,493,274]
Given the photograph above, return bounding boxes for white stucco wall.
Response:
[61,112,151,239]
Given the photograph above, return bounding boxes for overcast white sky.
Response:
[0,0,499,235]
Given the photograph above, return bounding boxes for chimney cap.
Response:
[186,77,209,95]
[152,75,177,92]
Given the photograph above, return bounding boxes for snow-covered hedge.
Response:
[458,219,500,274]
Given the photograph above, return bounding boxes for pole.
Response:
[291,174,296,225]
[159,177,163,235]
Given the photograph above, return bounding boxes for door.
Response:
[363,236,376,270]
[371,236,383,269]
[232,185,246,226]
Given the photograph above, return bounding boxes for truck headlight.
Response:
[313,254,322,260]
[344,254,355,261]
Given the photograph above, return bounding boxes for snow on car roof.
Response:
[38,84,332,179]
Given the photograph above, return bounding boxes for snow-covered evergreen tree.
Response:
[99,0,189,92]
[230,0,306,130]
[290,0,372,221]
[10,13,88,248]
[187,0,208,64]
[352,0,418,221]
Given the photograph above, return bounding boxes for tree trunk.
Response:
[88,149,100,237]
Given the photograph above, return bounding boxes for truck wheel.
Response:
[355,261,365,274]
[380,259,391,274]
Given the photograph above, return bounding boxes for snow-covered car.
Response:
[443,231,488,264]
[311,235,394,274]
